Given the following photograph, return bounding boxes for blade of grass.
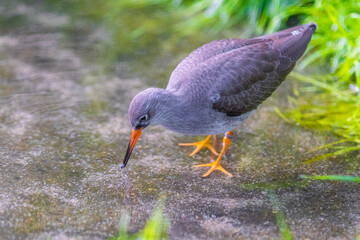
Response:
[305,145,360,164]
[114,210,130,240]
[306,138,357,153]
[290,72,347,100]
[300,175,360,183]
[110,199,169,240]
[266,190,295,240]
[274,107,293,123]
[141,200,169,240]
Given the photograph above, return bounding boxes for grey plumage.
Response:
[128,23,317,135]
[168,22,316,117]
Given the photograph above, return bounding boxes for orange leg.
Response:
[193,131,233,177]
[178,135,218,157]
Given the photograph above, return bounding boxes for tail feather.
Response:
[260,22,317,40]
[261,22,317,61]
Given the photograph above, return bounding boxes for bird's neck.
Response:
[152,88,191,132]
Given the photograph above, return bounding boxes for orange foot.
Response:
[193,131,234,177]
[178,135,218,157]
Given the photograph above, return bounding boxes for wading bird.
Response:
[121,22,317,177]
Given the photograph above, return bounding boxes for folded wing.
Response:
[212,22,317,116]
[167,23,317,117]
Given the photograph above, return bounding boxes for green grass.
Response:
[111,200,169,240]
[289,0,360,84]
[273,0,360,162]
[300,174,360,182]
[266,190,295,240]
[242,174,359,239]
[277,72,360,163]
[173,0,300,36]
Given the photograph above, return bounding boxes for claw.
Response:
[193,162,233,177]
[192,131,234,177]
[178,135,218,156]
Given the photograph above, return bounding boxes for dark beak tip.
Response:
[121,128,142,170]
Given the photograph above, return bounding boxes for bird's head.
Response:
[128,88,159,130]
[121,88,161,168]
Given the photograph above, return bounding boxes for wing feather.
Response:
[166,23,317,117]
[212,23,316,116]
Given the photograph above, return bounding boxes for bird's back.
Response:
[167,23,317,116]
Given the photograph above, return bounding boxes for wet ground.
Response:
[0,2,359,240]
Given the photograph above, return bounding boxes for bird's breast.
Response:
[161,107,255,135]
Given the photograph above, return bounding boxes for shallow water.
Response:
[0,1,359,240]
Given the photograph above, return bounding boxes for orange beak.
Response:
[121,128,142,168]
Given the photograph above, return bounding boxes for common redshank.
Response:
[121,22,317,177]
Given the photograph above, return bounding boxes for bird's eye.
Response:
[139,115,148,122]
